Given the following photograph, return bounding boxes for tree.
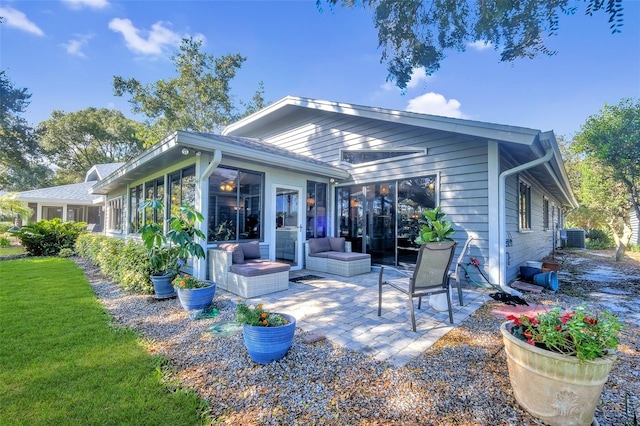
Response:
[37,108,148,185]
[570,98,640,260]
[0,71,47,190]
[319,0,624,89]
[0,193,32,225]
[114,37,266,136]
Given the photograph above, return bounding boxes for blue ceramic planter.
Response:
[242,313,296,364]
[150,273,176,299]
[176,281,216,311]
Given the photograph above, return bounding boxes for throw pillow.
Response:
[308,237,331,254]
[220,243,244,264]
[241,241,261,259]
[328,237,346,252]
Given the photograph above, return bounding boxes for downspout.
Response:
[194,149,222,280]
[498,147,554,296]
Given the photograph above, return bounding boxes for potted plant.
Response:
[501,304,622,426]
[172,272,216,311]
[139,200,206,299]
[414,206,456,310]
[415,206,455,244]
[235,301,296,364]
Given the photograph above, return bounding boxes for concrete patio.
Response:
[221,266,494,367]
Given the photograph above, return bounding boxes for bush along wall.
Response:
[11,219,88,256]
[75,234,154,294]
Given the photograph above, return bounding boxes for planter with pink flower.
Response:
[501,304,622,426]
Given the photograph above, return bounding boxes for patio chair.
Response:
[448,237,473,306]
[378,241,458,332]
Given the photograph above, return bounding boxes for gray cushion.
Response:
[308,252,331,258]
[308,237,331,254]
[327,252,370,261]
[328,237,345,252]
[230,261,290,277]
[219,243,244,264]
[240,241,261,259]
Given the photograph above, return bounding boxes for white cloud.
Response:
[108,18,183,56]
[405,92,467,119]
[61,34,94,57]
[380,67,433,91]
[468,40,493,51]
[61,0,109,10]
[0,6,44,36]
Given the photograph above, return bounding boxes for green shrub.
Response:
[74,234,153,294]
[58,247,74,257]
[585,228,613,250]
[11,219,88,256]
[0,235,10,248]
[0,222,14,233]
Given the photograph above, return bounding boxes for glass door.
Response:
[275,186,303,269]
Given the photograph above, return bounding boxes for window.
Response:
[67,205,85,222]
[306,181,327,239]
[169,166,196,217]
[519,180,531,230]
[543,198,550,230]
[341,149,424,165]
[208,167,263,242]
[145,177,165,225]
[108,197,123,232]
[129,184,143,233]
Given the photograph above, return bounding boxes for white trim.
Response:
[272,183,305,270]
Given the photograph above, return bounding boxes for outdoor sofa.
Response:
[209,241,290,298]
[305,237,371,277]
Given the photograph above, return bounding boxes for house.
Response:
[15,163,123,232]
[89,96,577,289]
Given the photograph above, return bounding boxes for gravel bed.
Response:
[77,249,639,425]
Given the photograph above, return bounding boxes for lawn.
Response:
[0,257,208,426]
[0,246,25,256]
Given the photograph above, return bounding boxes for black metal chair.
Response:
[378,241,458,332]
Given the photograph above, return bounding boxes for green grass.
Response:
[0,258,209,426]
[0,246,25,256]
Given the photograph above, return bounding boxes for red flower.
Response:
[561,312,574,324]
[506,314,522,326]
[583,317,598,325]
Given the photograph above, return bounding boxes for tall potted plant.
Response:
[501,304,622,426]
[139,200,206,299]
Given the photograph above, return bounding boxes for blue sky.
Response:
[1,0,639,139]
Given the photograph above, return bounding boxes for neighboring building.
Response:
[90,96,578,288]
[15,163,123,232]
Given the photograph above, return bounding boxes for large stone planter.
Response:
[500,321,615,426]
[242,313,296,364]
[176,281,216,311]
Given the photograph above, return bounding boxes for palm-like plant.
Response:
[139,199,206,276]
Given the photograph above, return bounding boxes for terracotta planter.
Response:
[176,281,216,311]
[500,322,615,426]
[543,261,560,272]
[242,313,296,364]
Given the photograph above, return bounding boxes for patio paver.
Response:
[221,266,493,366]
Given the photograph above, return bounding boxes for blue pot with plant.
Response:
[139,200,207,298]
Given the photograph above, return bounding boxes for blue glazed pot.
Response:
[176,281,216,311]
[242,313,296,364]
[150,273,176,299]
